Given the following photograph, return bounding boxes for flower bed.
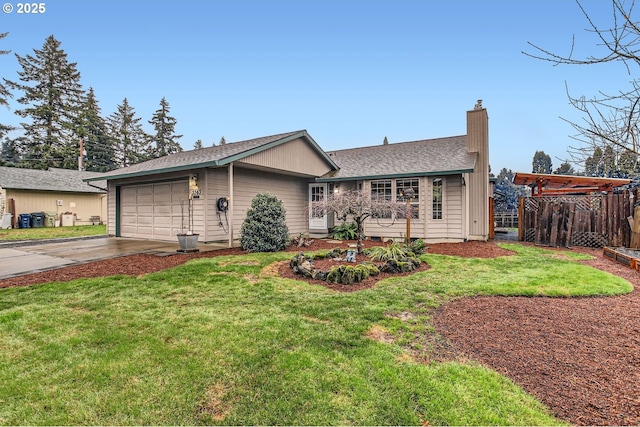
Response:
[289,247,422,285]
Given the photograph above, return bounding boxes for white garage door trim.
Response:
[119,180,189,241]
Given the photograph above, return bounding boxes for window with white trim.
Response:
[396,178,419,219]
[432,178,443,219]
[371,179,392,218]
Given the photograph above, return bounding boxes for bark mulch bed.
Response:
[0,239,637,425]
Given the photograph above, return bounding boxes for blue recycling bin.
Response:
[31,212,45,228]
[18,213,31,228]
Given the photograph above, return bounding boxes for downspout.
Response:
[228,162,234,248]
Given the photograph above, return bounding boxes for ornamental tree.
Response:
[311,190,407,254]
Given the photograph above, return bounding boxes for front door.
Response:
[309,183,327,230]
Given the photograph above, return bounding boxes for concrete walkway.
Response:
[0,236,234,280]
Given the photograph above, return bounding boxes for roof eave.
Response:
[83,161,221,182]
[316,168,474,182]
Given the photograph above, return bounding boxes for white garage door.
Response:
[120,180,189,241]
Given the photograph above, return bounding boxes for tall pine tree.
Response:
[107,98,150,167]
[148,97,182,157]
[75,87,116,171]
[7,35,85,169]
[0,32,16,144]
[532,150,552,174]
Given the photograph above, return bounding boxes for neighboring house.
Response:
[85,103,490,245]
[0,167,107,227]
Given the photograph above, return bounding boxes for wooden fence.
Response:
[518,190,639,248]
[494,209,519,228]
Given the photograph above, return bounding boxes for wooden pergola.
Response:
[513,172,631,196]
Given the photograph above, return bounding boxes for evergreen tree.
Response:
[553,161,575,175]
[602,146,616,177]
[494,168,528,210]
[618,149,639,177]
[585,147,604,176]
[193,139,203,149]
[6,35,84,169]
[0,32,15,141]
[107,98,150,167]
[532,150,552,174]
[75,87,116,171]
[148,97,183,157]
[0,138,20,166]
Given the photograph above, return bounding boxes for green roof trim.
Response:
[316,168,474,182]
[83,163,217,182]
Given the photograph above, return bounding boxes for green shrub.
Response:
[240,193,290,252]
[367,242,410,262]
[331,222,358,240]
[408,239,427,255]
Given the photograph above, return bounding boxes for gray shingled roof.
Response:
[86,130,338,182]
[318,135,477,181]
[0,167,106,193]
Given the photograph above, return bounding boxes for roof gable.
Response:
[0,167,106,193]
[88,130,339,181]
[318,135,477,181]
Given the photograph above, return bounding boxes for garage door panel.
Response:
[137,185,153,195]
[121,186,137,198]
[136,227,154,237]
[154,205,171,216]
[138,216,153,225]
[154,216,171,227]
[137,205,153,215]
[121,206,138,215]
[120,180,188,241]
[137,194,153,204]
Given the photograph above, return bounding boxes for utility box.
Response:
[61,213,75,227]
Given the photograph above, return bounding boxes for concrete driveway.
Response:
[0,236,231,280]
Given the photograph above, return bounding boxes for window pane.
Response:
[396,179,419,219]
[371,179,392,218]
[432,178,442,220]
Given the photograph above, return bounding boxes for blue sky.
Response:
[0,0,627,173]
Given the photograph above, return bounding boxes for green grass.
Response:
[0,224,106,241]
[0,243,632,425]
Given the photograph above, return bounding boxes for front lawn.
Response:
[0,224,107,241]
[0,244,631,425]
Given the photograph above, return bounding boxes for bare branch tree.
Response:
[311,190,408,254]
[523,0,640,173]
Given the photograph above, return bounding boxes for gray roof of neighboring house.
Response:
[317,135,477,181]
[0,167,106,193]
[86,130,338,182]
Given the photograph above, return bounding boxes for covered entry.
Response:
[119,180,188,241]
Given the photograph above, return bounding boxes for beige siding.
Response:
[238,137,334,177]
[204,168,230,242]
[425,175,464,242]
[202,165,315,243]
[232,167,311,237]
[6,189,106,227]
[107,181,116,236]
